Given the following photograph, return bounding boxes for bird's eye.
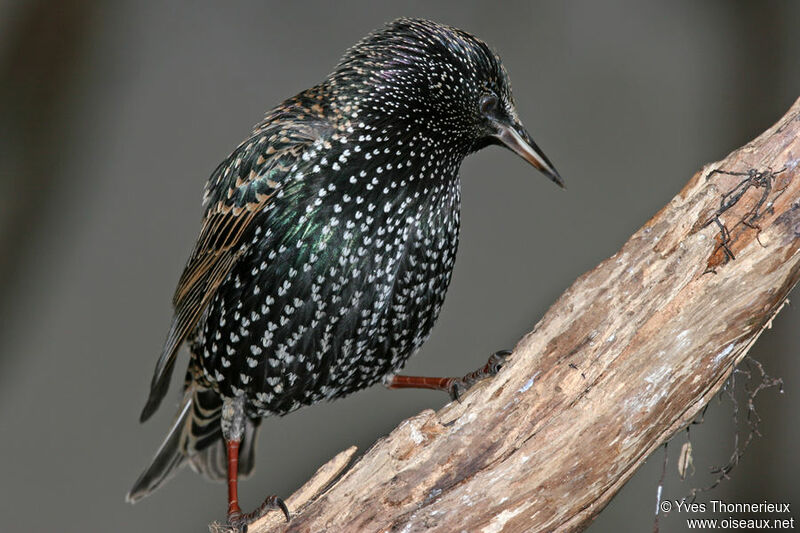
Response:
[479,93,499,115]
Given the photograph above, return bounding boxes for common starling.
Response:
[128,17,562,530]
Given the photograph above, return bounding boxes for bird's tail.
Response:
[126,383,259,503]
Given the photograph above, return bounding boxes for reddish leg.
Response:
[385,350,510,401]
[226,440,243,521]
[225,439,289,532]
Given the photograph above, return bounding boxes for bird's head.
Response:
[332,18,563,187]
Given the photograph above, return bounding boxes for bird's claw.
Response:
[487,349,511,374]
[448,379,468,402]
[227,495,290,532]
[447,349,511,402]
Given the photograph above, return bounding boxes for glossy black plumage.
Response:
[129,17,561,509]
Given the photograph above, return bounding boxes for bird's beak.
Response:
[492,121,564,188]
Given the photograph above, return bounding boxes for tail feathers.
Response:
[128,384,259,503]
[126,394,197,503]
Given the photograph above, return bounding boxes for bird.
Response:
[127,17,563,531]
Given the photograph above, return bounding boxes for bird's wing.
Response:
[140,110,332,422]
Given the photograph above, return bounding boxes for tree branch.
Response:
[237,98,800,533]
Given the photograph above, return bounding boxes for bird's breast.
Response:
[196,164,462,415]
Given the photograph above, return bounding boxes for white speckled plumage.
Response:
[130,18,562,511]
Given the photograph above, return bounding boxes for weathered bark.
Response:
[235,98,800,533]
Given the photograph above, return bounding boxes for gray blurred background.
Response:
[1,1,798,532]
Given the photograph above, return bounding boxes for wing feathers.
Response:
[139,105,332,422]
[140,248,243,422]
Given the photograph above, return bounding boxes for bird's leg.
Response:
[222,398,289,532]
[226,439,243,520]
[385,350,510,401]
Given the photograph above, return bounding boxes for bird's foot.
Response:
[384,350,511,401]
[446,349,510,401]
[227,496,290,532]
